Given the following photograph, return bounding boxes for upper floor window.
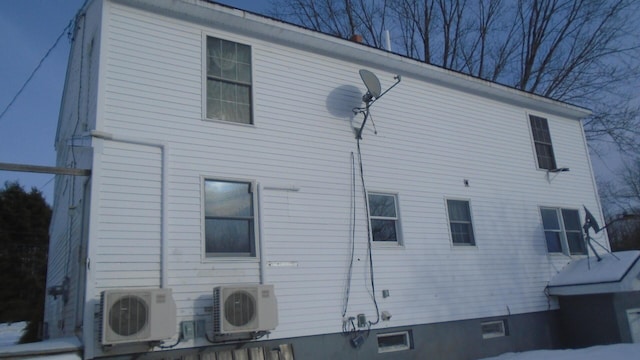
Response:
[204,179,256,257]
[540,207,586,255]
[446,199,476,246]
[206,36,252,124]
[529,115,556,170]
[368,193,401,244]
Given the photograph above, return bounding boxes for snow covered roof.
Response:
[0,336,81,359]
[547,250,640,296]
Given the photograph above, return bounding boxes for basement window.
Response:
[377,331,411,353]
[481,320,507,339]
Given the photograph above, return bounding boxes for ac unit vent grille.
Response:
[213,284,278,335]
[109,295,148,337]
[100,288,177,346]
[224,290,256,327]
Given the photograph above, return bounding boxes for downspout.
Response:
[90,130,169,288]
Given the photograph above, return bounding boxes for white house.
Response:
[43,0,610,358]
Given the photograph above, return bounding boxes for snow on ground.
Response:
[481,343,640,360]
[0,322,26,347]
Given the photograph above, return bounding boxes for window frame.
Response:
[539,207,586,256]
[367,192,402,246]
[203,34,254,125]
[528,114,557,170]
[377,331,412,353]
[202,177,259,259]
[481,320,508,339]
[445,198,476,246]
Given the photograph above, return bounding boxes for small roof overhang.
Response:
[547,250,640,296]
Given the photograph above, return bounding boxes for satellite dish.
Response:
[359,69,382,100]
[584,206,600,233]
[353,69,401,139]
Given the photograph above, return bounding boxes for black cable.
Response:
[0,19,74,122]
[356,138,380,326]
[342,152,357,319]
[65,12,86,280]
[158,337,181,349]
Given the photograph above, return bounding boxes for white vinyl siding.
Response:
[94,141,162,289]
[74,1,605,350]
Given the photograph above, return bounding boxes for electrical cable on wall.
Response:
[342,69,400,346]
[342,152,357,320]
[356,138,380,326]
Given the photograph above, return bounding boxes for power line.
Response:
[0,19,74,123]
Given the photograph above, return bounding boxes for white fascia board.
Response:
[111,0,591,121]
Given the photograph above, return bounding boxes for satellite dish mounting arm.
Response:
[355,72,401,139]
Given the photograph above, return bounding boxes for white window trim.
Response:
[367,191,403,247]
[201,176,260,262]
[481,320,507,339]
[201,32,256,126]
[377,331,411,353]
[445,198,477,247]
[539,206,585,256]
[526,112,557,171]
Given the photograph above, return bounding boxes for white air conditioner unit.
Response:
[100,288,177,345]
[213,284,278,334]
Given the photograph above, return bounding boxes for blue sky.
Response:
[0,1,269,204]
[0,0,628,204]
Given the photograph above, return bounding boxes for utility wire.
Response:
[0,19,74,123]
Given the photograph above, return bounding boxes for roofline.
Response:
[111,0,591,120]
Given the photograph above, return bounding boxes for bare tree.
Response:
[598,158,640,250]
[270,0,392,47]
[269,0,640,154]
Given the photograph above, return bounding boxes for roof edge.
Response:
[112,0,592,120]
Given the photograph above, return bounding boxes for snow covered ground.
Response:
[481,343,640,360]
[0,322,26,347]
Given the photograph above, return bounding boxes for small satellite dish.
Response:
[359,69,382,100]
[584,206,600,233]
[353,69,401,139]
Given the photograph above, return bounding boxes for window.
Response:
[529,115,557,170]
[204,180,255,257]
[368,193,400,243]
[540,207,586,255]
[377,331,411,353]
[206,36,252,124]
[481,320,507,339]
[446,199,475,246]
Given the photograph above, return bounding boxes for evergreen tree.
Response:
[0,181,51,343]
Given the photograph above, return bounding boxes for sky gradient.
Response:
[0,1,628,205]
[0,1,269,204]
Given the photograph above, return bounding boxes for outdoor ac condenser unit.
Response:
[100,288,177,345]
[213,284,278,334]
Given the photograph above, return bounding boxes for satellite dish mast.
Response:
[354,69,401,139]
[582,206,619,267]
